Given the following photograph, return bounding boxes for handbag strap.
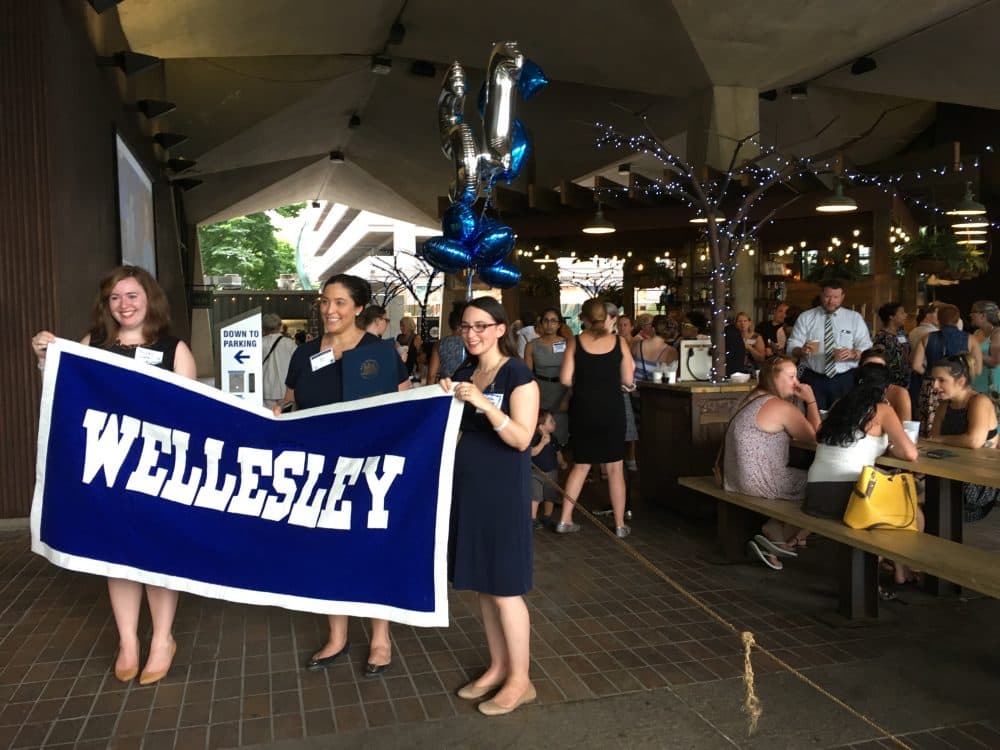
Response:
[262,335,284,365]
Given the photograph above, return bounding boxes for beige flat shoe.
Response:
[457,679,504,700]
[477,684,537,716]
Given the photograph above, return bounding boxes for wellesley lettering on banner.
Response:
[81,408,405,530]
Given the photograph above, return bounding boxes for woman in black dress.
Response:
[279,274,410,676]
[31,265,197,686]
[555,298,635,537]
[440,297,539,716]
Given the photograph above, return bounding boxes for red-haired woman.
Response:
[31,265,196,685]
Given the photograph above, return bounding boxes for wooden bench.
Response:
[678,475,1000,621]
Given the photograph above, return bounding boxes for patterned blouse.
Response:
[872,328,911,387]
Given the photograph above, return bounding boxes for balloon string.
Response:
[466,269,474,301]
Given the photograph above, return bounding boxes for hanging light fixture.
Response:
[816,182,857,213]
[946,182,987,217]
[582,201,615,234]
[689,210,725,224]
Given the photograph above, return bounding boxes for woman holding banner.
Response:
[440,297,540,716]
[31,265,196,686]
[279,273,410,677]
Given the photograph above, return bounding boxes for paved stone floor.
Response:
[1,475,999,749]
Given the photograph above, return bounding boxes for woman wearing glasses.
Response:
[524,307,569,444]
[280,274,410,678]
[440,298,540,716]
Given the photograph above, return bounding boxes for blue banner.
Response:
[32,340,462,627]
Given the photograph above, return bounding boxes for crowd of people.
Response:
[718,280,999,584]
[29,265,1000,715]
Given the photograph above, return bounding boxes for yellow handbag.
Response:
[843,465,919,531]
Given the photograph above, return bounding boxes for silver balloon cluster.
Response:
[422,42,548,291]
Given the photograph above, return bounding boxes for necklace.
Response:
[474,357,506,390]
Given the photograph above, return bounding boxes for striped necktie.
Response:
[824,312,837,377]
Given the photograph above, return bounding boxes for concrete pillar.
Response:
[686,87,760,172]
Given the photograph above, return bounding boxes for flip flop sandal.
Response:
[747,540,783,571]
[754,534,798,559]
[878,586,897,601]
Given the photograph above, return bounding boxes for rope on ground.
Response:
[533,466,912,748]
[740,632,761,734]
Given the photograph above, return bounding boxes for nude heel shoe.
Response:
[477,683,537,716]
[114,644,139,683]
[139,640,177,686]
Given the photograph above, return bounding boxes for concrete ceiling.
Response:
[108,0,1000,229]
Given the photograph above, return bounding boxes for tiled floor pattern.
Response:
[2,479,999,749]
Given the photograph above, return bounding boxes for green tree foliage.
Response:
[198,206,301,289]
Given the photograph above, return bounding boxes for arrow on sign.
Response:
[234,350,250,365]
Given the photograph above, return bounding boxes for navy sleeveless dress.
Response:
[449,358,534,596]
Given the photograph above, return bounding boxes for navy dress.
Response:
[449,358,534,596]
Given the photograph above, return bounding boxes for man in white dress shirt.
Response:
[786,280,873,409]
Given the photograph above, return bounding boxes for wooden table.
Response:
[637,380,753,516]
[877,442,1000,593]
[794,439,1000,595]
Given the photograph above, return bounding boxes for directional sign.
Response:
[215,309,263,407]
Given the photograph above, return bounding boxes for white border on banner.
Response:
[30,338,463,628]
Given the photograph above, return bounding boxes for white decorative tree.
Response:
[597,108,901,380]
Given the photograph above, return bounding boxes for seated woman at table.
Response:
[722,355,821,570]
[927,353,1000,521]
[805,363,918,518]
[860,348,912,422]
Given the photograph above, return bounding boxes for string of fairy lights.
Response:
[590,122,993,379]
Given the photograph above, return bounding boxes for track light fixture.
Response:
[97,51,162,77]
[759,89,778,102]
[329,151,345,163]
[348,114,361,129]
[371,55,392,75]
[152,132,188,149]
[789,84,808,101]
[135,99,176,119]
[311,200,321,208]
[388,22,406,45]
[87,0,125,13]
[850,56,877,75]
[166,157,197,172]
[172,178,202,191]
[617,163,631,176]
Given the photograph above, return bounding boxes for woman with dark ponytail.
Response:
[554,298,635,537]
[805,363,918,523]
[928,353,999,521]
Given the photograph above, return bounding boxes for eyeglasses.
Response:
[541,317,560,324]
[459,322,498,334]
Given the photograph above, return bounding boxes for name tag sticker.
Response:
[897,334,908,344]
[310,348,335,372]
[134,347,163,367]
[477,391,505,413]
[552,340,567,354]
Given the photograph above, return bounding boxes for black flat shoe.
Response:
[364,661,391,679]
[304,641,350,671]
